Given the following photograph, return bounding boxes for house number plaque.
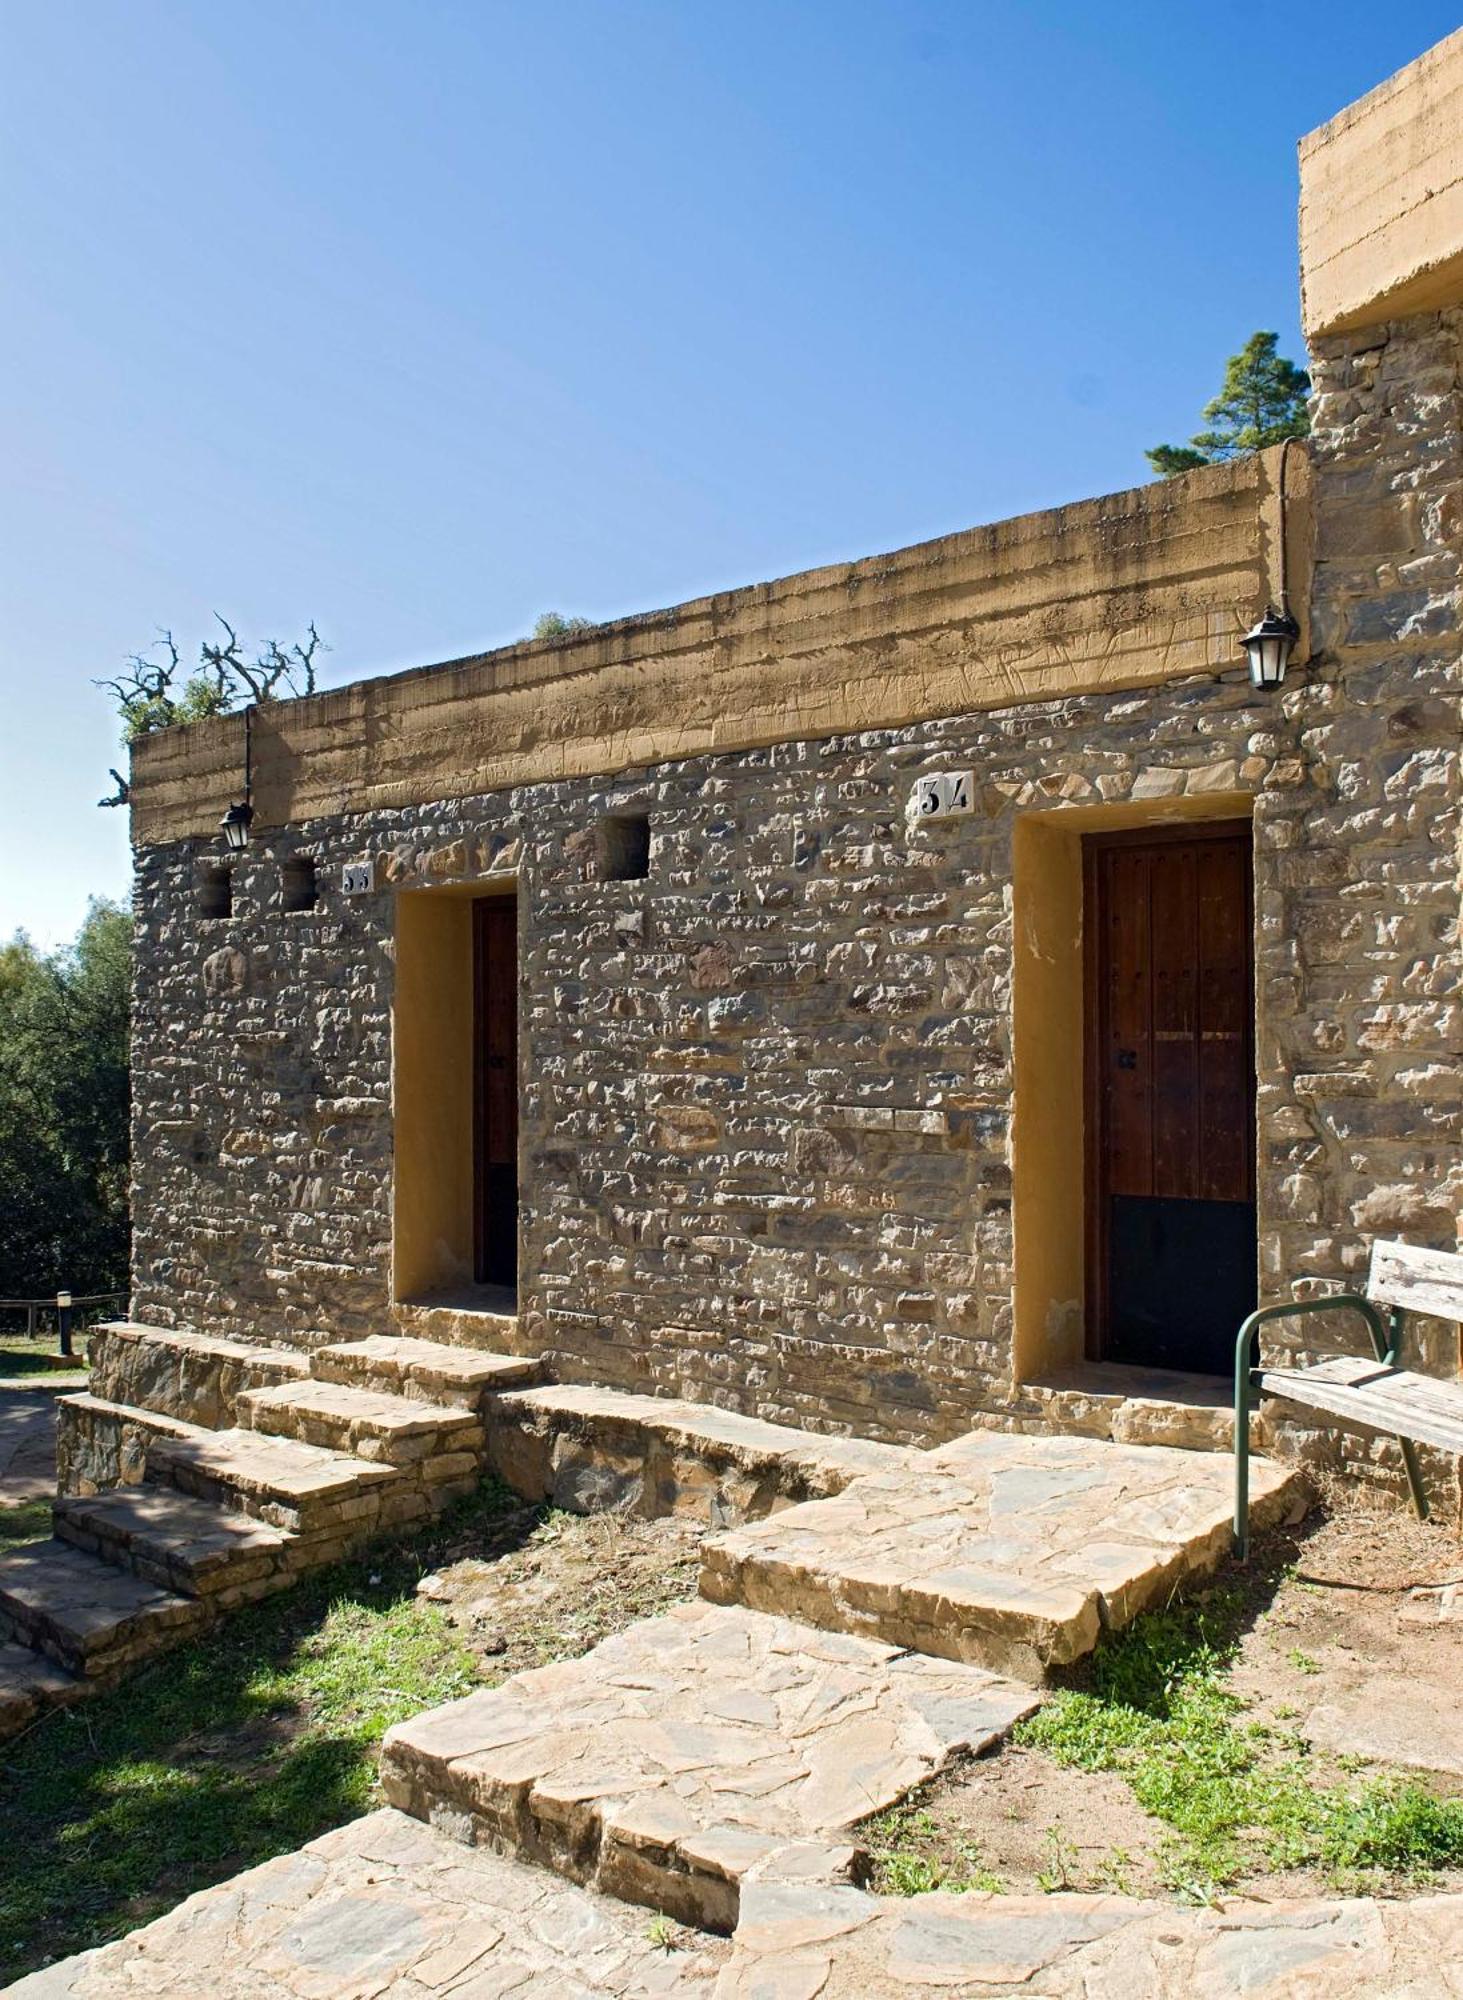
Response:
[913,771,975,819]
[341,862,374,895]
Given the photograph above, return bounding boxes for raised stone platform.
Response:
[701,1430,1301,1679]
[485,1382,911,1525]
[381,1600,1039,1931]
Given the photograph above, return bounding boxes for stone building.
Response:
[123,34,1462,1502]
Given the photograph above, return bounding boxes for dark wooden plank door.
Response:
[473,895,518,1289]
[1085,826,1255,1374]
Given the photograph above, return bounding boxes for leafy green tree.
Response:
[0,901,131,1296]
[1147,332,1310,479]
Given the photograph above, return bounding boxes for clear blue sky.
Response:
[2,2,1454,946]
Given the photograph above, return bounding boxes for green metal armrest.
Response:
[1232,1293,1427,1560]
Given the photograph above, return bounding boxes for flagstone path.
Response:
[16,1317,1454,1999]
[11,1809,1462,1998]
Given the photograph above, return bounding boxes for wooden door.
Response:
[473,895,518,1289]
[1084,825,1255,1374]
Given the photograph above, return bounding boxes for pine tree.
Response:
[1147,332,1310,479]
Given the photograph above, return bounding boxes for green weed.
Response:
[1014,1587,1463,1891]
[864,1804,1003,1895]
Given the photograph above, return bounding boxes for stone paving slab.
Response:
[487,1383,912,1526]
[701,1430,1301,1679]
[1026,1362,1272,1454]
[5,1806,728,1997]
[312,1334,540,1409]
[381,1600,1039,1931]
[715,1879,1463,1997]
[237,1379,483,1467]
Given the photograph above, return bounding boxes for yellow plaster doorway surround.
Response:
[392,876,517,1304]
[1010,793,1254,1387]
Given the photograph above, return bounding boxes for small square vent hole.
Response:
[598,813,651,882]
[282,857,317,912]
[199,866,233,919]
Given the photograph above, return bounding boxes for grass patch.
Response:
[0,1335,88,1381]
[864,1804,1004,1895]
[1014,1585,1463,1893]
[0,1481,525,1985]
[0,1497,54,1555]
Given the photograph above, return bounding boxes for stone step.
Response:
[311,1334,540,1411]
[485,1382,913,1526]
[236,1378,485,1472]
[0,1539,207,1678]
[54,1484,299,1602]
[0,1640,85,1741]
[88,1320,309,1427]
[57,1392,405,1538]
[700,1430,1303,1681]
[1026,1361,1268,1454]
[382,1599,1038,1933]
[393,1294,524,1354]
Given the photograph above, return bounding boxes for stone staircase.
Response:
[0,1308,1302,1942]
[0,1320,541,1739]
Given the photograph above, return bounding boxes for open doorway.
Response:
[393,883,519,1309]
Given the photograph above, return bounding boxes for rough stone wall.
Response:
[129,805,516,1346]
[127,310,1460,1498]
[134,672,1284,1445]
[1258,306,1462,1504]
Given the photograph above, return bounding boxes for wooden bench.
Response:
[1234,1239,1463,1558]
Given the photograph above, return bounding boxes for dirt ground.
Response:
[414,1503,705,1676]
[882,1482,1463,1900]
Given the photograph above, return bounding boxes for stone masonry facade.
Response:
[128,303,1461,1500]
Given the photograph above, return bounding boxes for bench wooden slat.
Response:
[1257,1363,1463,1458]
[1295,1355,1463,1417]
[1367,1239,1463,1322]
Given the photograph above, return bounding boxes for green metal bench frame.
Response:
[1233,1293,1430,1560]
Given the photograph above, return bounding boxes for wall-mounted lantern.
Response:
[1240,607,1300,689]
[1242,435,1301,689]
[219,705,255,851]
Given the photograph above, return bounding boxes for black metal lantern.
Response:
[220,800,254,851]
[220,704,256,850]
[1240,606,1300,689]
